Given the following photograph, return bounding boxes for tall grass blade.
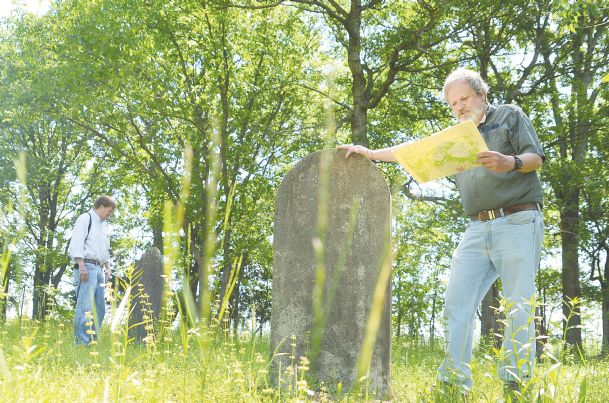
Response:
[111,285,132,334]
[217,254,243,324]
[354,234,391,390]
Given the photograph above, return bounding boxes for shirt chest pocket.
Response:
[484,127,515,155]
[96,223,109,239]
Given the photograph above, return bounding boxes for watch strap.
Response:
[512,155,523,171]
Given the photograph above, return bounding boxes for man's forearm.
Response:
[369,146,400,162]
[518,153,543,173]
[338,143,403,162]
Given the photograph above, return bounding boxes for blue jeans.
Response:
[73,263,106,345]
[437,210,544,389]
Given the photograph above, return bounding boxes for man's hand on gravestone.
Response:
[337,144,373,159]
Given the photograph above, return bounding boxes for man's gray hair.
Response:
[442,68,489,100]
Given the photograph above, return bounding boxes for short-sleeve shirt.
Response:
[455,104,545,216]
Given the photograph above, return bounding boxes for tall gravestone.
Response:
[271,149,392,396]
[129,247,164,342]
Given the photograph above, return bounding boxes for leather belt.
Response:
[84,258,103,267]
[471,202,541,222]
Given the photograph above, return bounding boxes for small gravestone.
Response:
[271,149,392,396]
[129,247,164,342]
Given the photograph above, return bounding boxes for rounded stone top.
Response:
[278,148,390,199]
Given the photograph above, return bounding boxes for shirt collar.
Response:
[478,104,492,126]
[90,208,104,222]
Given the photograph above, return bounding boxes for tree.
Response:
[581,108,609,355]
[229,0,468,146]
[0,14,103,319]
[39,0,325,325]
[536,0,609,350]
[392,196,462,343]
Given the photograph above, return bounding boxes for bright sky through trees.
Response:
[0,0,49,17]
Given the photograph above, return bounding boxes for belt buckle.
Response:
[478,209,495,221]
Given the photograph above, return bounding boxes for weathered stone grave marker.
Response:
[271,149,391,395]
[129,247,164,342]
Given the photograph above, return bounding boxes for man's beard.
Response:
[457,104,486,123]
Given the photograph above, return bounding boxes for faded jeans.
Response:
[74,263,106,345]
[437,209,544,390]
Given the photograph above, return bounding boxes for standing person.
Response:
[68,195,116,345]
[339,68,544,394]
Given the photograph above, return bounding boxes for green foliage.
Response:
[391,189,464,340]
[1,0,608,352]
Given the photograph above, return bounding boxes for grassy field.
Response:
[0,316,608,402]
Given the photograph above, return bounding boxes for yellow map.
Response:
[391,120,489,183]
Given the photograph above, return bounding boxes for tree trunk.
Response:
[32,201,49,320]
[345,1,368,147]
[602,255,609,357]
[230,255,245,336]
[52,263,69,289]
[430,290,436,347]
[560,190,583,350]
[152,224,163,255]
[218,226,233,310]
[480,281,502,348]
[396,306,402,338]
[32,178,63,320]
[536,286,548,360]
[32,264,47,320]
[0,268,9,322]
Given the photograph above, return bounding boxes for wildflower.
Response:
[233,361,242,375]
[187,328,200,337]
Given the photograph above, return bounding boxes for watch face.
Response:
[514,156,523,170]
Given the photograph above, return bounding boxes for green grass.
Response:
[1,318,608,402]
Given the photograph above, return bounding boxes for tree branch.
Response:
[400,177,454,205]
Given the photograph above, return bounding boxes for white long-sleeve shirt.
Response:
[68,209,111,264]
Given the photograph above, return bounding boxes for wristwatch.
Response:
[512,155,523,171]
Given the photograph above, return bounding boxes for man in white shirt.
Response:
[68,195,116,345]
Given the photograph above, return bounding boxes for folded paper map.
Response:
[391,120,489,183]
